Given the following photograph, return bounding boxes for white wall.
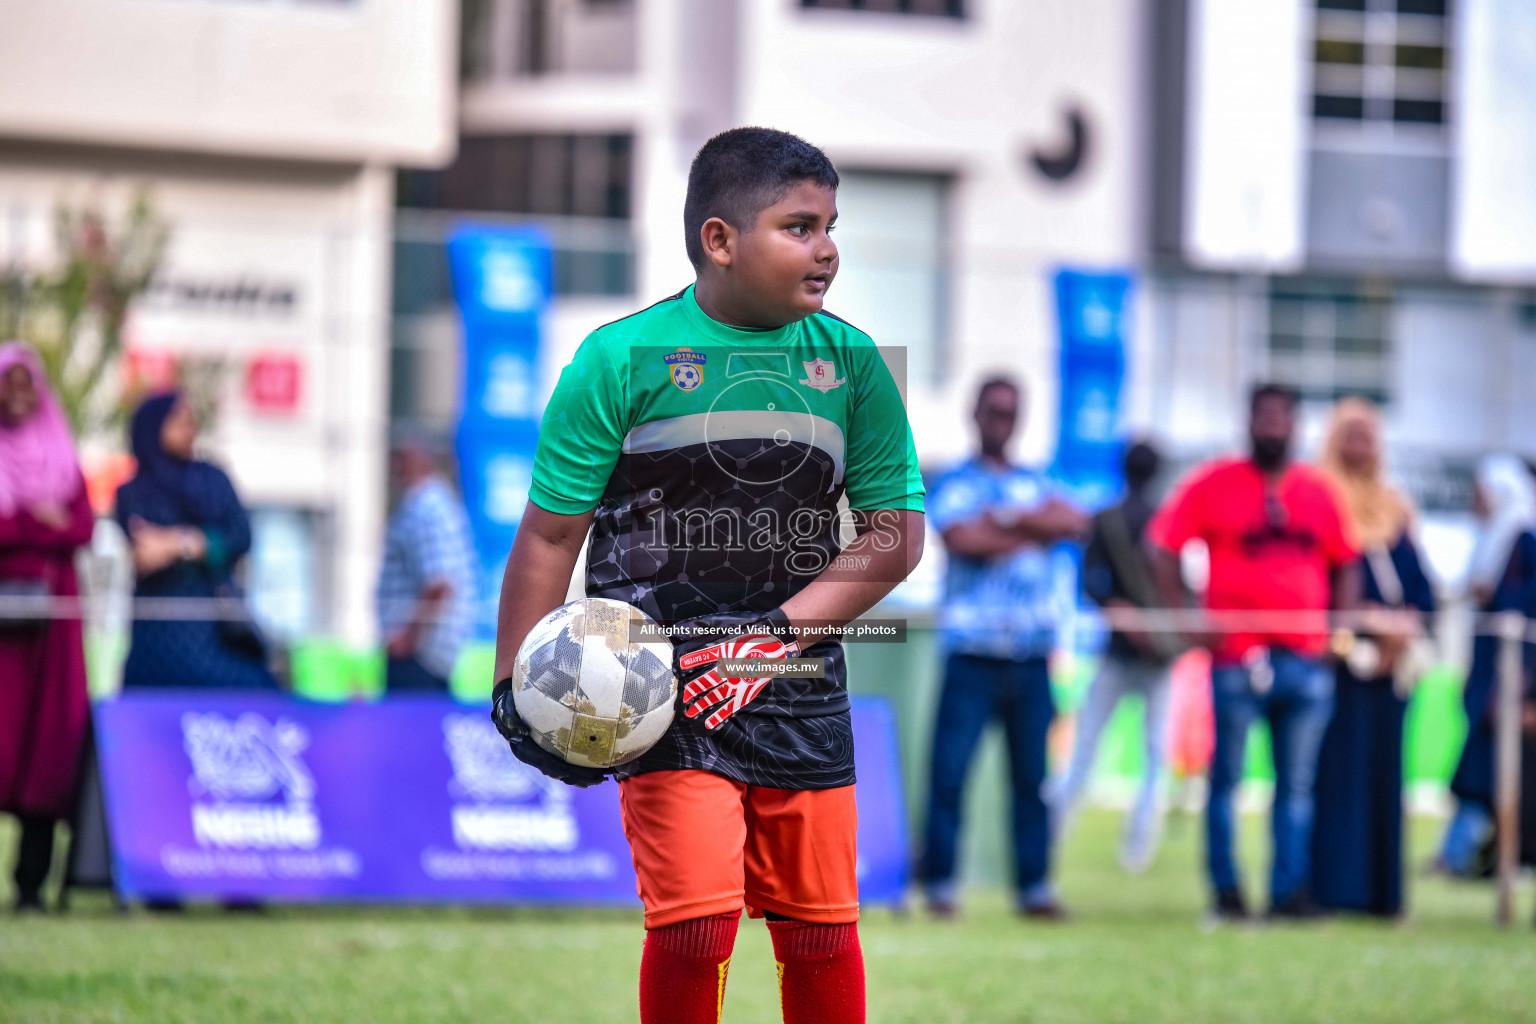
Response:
[1182,0,1309,272]
[0,0,458,166]
[1451,0,1536,283]
[1390,289,1518,456]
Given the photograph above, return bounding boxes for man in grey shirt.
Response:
[377,439,477,692]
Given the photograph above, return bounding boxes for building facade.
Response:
[0,0,458,649]
[396,0,1147,589]
[1149,0,1536,581]
[406,0,1536,595]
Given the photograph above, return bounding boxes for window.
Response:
[1266,281,1393,404]
[462,0,637,80]
[824,171,951,386]
[395,134,634,298]
[398,134,632,220]
[801,0,964,17]
[1312,0,1449,128]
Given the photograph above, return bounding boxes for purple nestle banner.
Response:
[96,693,907,906]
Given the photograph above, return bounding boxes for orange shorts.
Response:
[618,770,860,929]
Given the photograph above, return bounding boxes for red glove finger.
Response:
[703,678,772,730]
[682,668,727,706]
[685,669,773,724]
[683,683,733,719]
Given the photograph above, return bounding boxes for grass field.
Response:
[1,810,1533,1024]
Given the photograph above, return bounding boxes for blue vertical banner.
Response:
[447,225,552,639]
[1052,268,1132,509]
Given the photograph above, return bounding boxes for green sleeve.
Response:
[527,334,629,515]
[842,345,925,512]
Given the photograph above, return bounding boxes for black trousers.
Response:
[13,813,55,904]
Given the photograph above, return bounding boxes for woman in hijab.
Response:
[114,392,276,690]
[1310,398,1435,918]
[1437,454,1536,876]
[0,343,95,913]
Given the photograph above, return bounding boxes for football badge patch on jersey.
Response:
[665,347,707,391]
[799,358,845,393]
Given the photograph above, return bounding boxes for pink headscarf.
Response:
[0,342,82,517]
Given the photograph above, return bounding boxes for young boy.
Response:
[490,127,925,1024]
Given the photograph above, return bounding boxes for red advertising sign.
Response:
[123,348,179,394]
[245,353,302,414]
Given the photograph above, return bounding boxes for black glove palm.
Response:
[491,678,610,789]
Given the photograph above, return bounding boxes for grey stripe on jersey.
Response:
[620,411,847,488]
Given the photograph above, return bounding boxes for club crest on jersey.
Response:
[665,347,707,391]
[798,358,845,393]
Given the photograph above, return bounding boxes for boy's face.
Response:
[726,180,839,325]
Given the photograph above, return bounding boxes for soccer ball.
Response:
[512,598,677,769]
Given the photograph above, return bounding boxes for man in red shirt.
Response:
[1149,384,1360,921]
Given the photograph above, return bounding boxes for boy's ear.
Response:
[699,216,735,269]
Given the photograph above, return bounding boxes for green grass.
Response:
[1,811,1532,1024]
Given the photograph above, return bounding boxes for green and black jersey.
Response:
[529,285,925,789]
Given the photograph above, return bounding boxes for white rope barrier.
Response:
[3,596,1534,641]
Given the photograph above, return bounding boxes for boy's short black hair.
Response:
[1250,382,1300,415]
[684,127,839,269]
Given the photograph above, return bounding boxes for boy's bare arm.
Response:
[492,504,595,685]
[779,509,925,647]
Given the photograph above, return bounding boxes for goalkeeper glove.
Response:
[491,678,610,788]
[669,609,801,731]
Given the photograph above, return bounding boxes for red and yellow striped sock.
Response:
[638,912,740,1024]
[768,920,865,1024]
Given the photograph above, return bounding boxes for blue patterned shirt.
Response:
[929,457,1059,661]
[377,478,477,679]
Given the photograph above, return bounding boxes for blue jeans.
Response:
[1208,649,1334,905]
[1439,801,1494,876]
[920,653,1056,903]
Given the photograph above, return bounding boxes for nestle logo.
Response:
[192,803,320,850]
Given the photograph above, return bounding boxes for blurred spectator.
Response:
[1311,398,1435,919]
[1437,454,1536,876]
[1148,384,1360,921]
[917,377,1087,920]
[115,392,276,690]
[1052,439,1181,874]
[376,438,475,692]
[0,343,94,913]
